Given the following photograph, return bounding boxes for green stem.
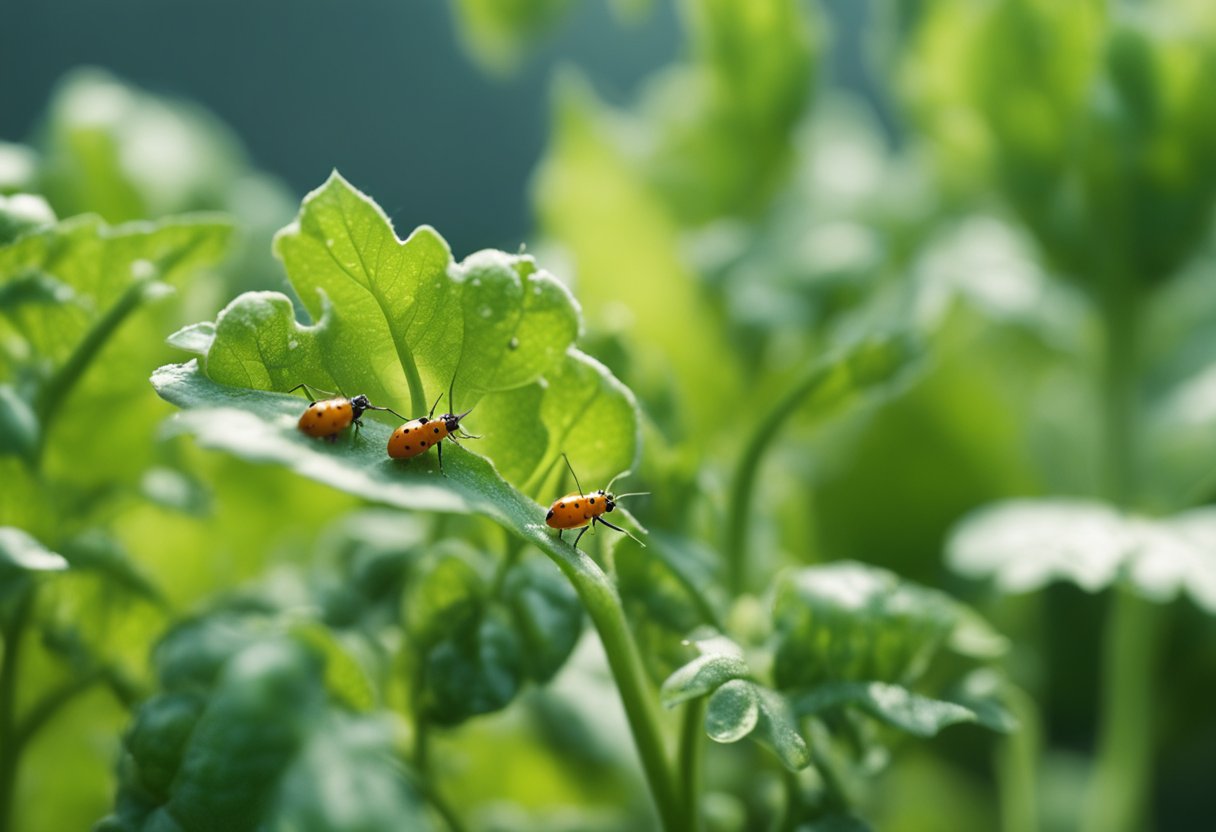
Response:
[0,587,35,832]
[1082,284,1157,832]
[32,277,154,461]
[545,546,683,831]
[679,699,706,832]
[723,336,912,594]
[724,362,834,595]
[996,684,1041,832]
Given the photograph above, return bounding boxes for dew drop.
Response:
[325,238,335,247]
[479,306,493,319]
[508,337,519,350]
[287,339,299,350]
[471,278,482,287]
[131,259,156,280]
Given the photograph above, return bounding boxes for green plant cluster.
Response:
[4,0,1216,830]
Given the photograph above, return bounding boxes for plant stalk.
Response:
[679,698,706,832]
[543,544,684,831]
[996,683,1041,832]
[1082,284,1158,832]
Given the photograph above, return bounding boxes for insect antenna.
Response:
[613,491,651,501]
[427,393,443,419]
[561,452,585,496]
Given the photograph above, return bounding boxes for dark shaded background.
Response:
[0,0,871,257]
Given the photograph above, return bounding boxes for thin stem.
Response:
[1082,284,1158,832]
[723,336,912,594]
[679,699,707,832]
[0,587,35,832]
[32,278,154,461]
[723,361,835,595]
[996,683,1041,832]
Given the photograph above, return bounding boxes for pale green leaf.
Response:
[772,561,1002,689]
[659,652,751,709]
[752,685,811,771]
[948,499,1216,612]
[704,679,759,742]
[0,526,69,573]
[791,681,1017,737]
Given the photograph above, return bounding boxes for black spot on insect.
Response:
[404,428,410,434]
[546,509,554,520]
[559,502,565,508]
[574,503,580,508]
[590,498,596,505]
[433,427,440,434]
[421,441,427,446]
[418,417,427,424]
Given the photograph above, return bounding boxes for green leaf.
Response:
[405,553,486,648]
[0,526,69,573]
[772,561,1002,689]
[420,608,524,726]
[503,553,584,683]
[166,640,324,832]
[104,618,435,832]
[0,213,231,433]
[122,692,205,801]
[790,681,1017,737]
[660,652,750,709]
[948,498,1216,612]
[751,685,811,771]
[704,679,759,742]
[270,712,434,832]
[288,621,379,713]
[189,172,634,489]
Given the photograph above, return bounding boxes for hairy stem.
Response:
[1082,284,1158,832]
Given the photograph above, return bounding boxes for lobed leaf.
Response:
[181,172,635,490]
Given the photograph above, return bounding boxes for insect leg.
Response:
[596,517,646,548]
[572,525,590,549]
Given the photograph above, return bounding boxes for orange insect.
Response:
[545,453,647,549]
[386,394,478,473]
[290,384,405,441]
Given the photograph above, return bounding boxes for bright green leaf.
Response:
[190,172,633,490]
[790,681,1017,737]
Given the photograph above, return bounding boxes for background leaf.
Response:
[948,498,1216,612]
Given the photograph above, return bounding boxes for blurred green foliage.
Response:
[2,0,1216,831]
